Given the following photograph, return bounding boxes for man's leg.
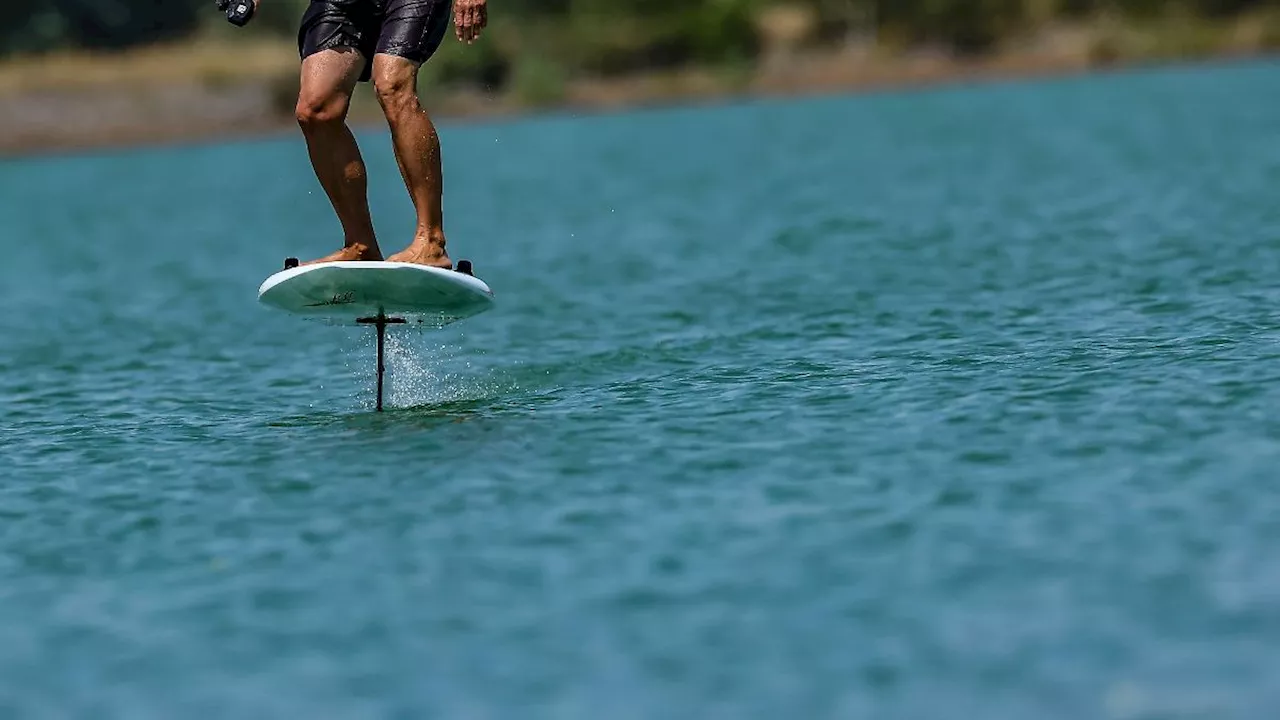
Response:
[295,48,382,263]
[371,53,450,269]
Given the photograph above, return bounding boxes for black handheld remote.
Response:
[215,0,255,26]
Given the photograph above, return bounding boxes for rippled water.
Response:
[4,59,1280,718]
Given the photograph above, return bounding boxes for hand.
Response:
[453,0,488,44]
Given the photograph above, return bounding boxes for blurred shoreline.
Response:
[1,24,1275,159]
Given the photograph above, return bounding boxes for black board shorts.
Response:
[298,0,451,82]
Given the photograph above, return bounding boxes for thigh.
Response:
[375,0,452,66]
[298,0,381,81]
[298,46,367,113]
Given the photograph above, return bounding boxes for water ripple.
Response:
[3,60,1280,718]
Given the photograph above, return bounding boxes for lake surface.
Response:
[4,58,1280,718]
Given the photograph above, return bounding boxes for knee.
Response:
[373,70,418,119]
[295,92,350,131]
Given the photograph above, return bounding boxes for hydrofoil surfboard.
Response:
[257,258,495,411]
[258,259,494,326]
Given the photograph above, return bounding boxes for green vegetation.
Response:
[5,1,1280,104]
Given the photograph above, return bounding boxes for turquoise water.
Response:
[4,59,1280,717]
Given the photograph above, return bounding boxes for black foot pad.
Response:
[284,257,299,270]
[456,259,473,276]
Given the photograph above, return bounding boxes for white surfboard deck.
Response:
[257,261,495,326]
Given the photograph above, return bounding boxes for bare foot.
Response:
[387,237,452,269]
[301,243,383,265]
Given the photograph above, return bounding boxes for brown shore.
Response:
[0,18,1275,159]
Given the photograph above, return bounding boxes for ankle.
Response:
[414,229,446,249]
[343,240,379,256]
